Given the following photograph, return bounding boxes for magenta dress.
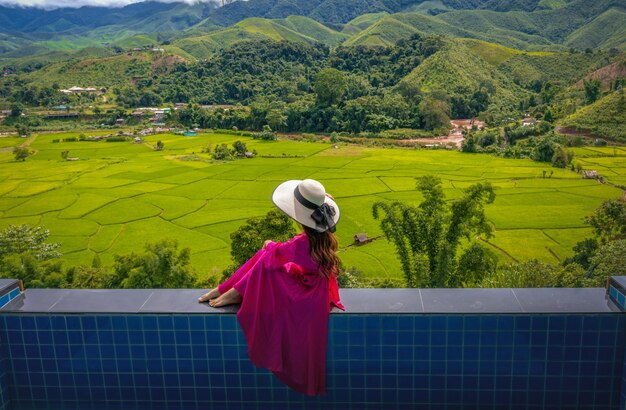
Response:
[217,233,344,396]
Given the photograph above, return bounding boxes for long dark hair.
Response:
[302,225,340,278]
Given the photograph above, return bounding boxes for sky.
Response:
[0,0,217,8]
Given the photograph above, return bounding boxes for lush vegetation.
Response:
[0,130,624,287]
[560,89,626,142]
[0,0,624,290]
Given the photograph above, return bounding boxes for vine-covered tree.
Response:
[0,225,63,288]
[111,239,196,288]
[584,198,626,243]
[372,175,495,287]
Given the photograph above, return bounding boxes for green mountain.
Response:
[172,16,347,59]
[0,0,623,66]
[560,89,626,142]
[347,0,626,51]
[344,12,469,47]
[401,39,529,117]
[564,8,626,51]
[341,12,389,35]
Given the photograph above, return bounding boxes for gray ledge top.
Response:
[0,287,618,314]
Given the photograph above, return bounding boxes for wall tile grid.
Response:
[0,313,624,410]
[0,280,21,410]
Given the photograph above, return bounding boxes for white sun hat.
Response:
[272,179,340,233]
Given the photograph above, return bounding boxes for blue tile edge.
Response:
[0,280,19,299]
[0,285,20,311]
[609,277,626,312]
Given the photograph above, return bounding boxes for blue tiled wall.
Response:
[0,334,9,410]
[0,313,624,410]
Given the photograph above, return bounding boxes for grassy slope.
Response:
[435,10,555,50]
[341,12,389,34]
[344,14,425,47]
[560,90,626,142]
[275,16,349,45]
[498,51,601,86]
[462,39,612,88]
[402,40,527,111]
[173,16,344,59]
[345,10,559,50]
[22,53,155,88]
[565,8,626,51]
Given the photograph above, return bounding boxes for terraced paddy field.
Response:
[0,132,624,282]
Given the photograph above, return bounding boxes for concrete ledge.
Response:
[0,287,618,314]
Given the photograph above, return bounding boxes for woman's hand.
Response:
[263,240,272,249]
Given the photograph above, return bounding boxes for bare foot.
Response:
[198,288,221,303]
[209,288,242,307]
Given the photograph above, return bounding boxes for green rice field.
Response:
[0,132,624,281]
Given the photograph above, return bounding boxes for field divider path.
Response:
[545,246,561,262]
[478,236,519,263]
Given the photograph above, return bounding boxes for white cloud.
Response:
[0,0,218,9]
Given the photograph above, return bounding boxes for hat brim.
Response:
[272,180,340,232]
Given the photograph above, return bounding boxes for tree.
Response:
[266,109,288,132]
[0,225,63,288]
[586,240,626,286]
[372,175,495,287]
[232,140,247,156]
[15,124,30,137]
[111,240,196,288]
[252,125,277,141]
[461,133,477,153]
[419,97,450,131]
[13,146,30,161]
[229,209,297,267]
[531,137,556,163]
[67,264,116,289]
[551,146,573,168]
[155,140,164,151]
[481,260,560,288]
[450,243,498,287]
[563,238,599,270]
[314,68,346,106]
[0,225,60,260]
[543,109,554,123]
[583,79,601,105]
[584,199,626,243]
[213,143,234,160]
[10,103,23,117]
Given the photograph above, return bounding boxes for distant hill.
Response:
[349,0,626,51]
[172,16,348,59]
[564,8,626,51]
[0,0,623,61]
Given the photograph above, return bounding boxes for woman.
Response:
[198,179,344,396]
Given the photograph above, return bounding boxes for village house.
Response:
[60,86,103,94]
[354,233,370,245]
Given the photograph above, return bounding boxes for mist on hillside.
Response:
[0,0,223,9]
